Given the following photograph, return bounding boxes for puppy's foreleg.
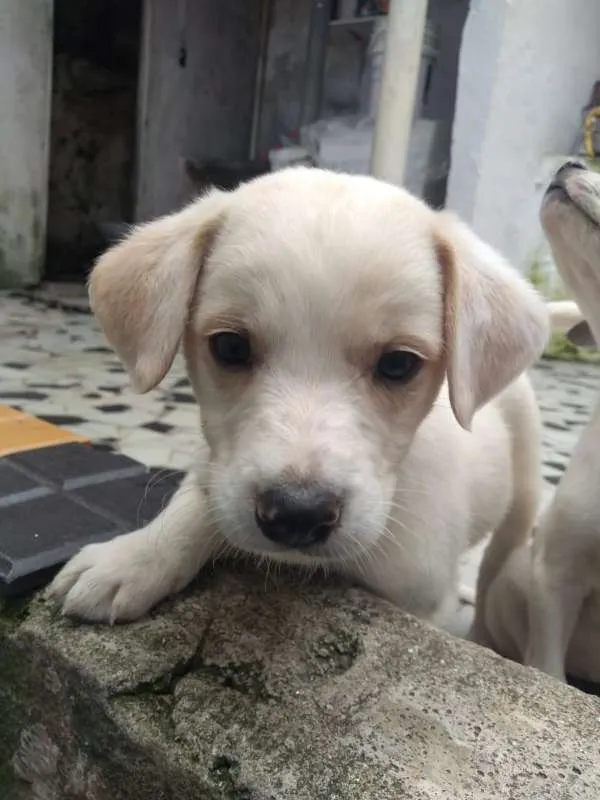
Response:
[48,472,221,623]
[524,505,591,681]
[525,399,600,680]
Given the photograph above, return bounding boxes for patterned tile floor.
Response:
[1,287,598,624]
[0,288,200,471]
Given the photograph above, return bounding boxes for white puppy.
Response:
[481,160,600,683]
[48,168,549,628]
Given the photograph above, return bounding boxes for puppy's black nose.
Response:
[255,484,343,548]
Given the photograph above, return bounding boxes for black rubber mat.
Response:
[0,443,183,596]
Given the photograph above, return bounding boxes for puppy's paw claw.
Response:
[48,536,169,624]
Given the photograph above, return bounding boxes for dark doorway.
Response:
[45,0,142,282]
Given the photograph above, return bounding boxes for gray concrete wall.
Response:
[136,0,263,221]
[256,0,313,156]
[0,0,53,288]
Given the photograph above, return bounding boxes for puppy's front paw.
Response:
[47,531,175,624]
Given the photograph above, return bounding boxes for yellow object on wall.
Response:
[583,105,600,159]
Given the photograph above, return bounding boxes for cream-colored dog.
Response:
[48,168,549,628]
[480,160,600,683]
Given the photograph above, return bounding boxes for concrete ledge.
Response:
[2,565,600,798]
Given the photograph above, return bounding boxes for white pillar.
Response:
[370,0,428,185]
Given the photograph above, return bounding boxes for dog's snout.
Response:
[549,159,587,193]
[255,484,343,548]
[545,161,586,202]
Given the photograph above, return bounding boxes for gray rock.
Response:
[1,564,600,799]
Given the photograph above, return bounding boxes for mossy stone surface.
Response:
[2,565,600,798]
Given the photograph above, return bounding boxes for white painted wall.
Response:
[447,0,600,273]
[0,1,53,287]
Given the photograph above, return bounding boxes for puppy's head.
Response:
[541,160,600,347]
[90,169,548,565]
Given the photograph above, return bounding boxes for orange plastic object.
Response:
[0,405,89,457]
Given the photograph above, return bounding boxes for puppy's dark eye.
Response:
[209,331,252,368]
[375,350,422,383]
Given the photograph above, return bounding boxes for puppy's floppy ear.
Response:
[89,190,227,393]
[435,213,549,430]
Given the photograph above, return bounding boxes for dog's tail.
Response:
[546,300,596,347]
[547,300,584,334]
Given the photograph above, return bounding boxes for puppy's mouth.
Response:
[544,182,570,202]
[229,515,372,565]
[240,536,342,564]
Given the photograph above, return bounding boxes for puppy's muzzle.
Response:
[546,159,587,199]
[255,483,343,548]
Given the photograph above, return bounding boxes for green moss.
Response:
[586,157,600,173]
[0,634,30,792]
[208,756,253,799]
[0,762,19,800]
[196,660,270,701]
[0,597,32,631]
[527,257,565,301]
[308,629,363,676]
[528,257,546,295]
[544,331,600,364]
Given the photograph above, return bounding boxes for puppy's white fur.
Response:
[482,162,600,683]
[48,168,549,626]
